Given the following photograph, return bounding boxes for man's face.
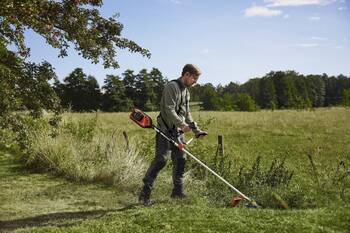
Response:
[184,72,199,87]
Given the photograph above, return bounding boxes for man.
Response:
[139,64,207,206]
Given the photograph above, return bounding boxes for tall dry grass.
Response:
[26,117,147,192]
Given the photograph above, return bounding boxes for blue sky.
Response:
[25,0,350,86]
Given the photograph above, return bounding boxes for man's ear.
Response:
[184,72,191,77]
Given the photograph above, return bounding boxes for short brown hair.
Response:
[181,64,202,76]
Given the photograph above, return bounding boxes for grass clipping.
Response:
[26,119,146,192]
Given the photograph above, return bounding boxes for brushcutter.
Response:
[130,108,259,208]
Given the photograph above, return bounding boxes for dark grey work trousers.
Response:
[142,131,186,190]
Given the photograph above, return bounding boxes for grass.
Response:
[1,150,349,233]
[1,108,350,232]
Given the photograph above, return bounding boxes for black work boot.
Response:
[138,185,151,206]
[171,186,187,199]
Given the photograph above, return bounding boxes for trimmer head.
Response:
[130,108,153,128]
[230,196,260,208]
[230,196,243,207]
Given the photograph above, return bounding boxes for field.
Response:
[1,108,350,232]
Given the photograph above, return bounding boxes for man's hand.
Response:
[180,124,192,133]
[195,131,208,139]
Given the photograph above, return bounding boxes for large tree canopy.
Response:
[0,0,151,68]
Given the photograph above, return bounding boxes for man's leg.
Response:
[139,132,170,205]
[170,136,187,198]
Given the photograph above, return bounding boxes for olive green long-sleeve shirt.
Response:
[158,79,200,134]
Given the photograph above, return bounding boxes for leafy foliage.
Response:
[54,67,167,112]
[233,93,257,112]
[56,68,101,111]
[0,0,151,117]
[0,0,150,68]
[236,156,293,189]
[102,75,132,112]
[0,42,61,117]
[342,89,350,107]
[190,71,350,111]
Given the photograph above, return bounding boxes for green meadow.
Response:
[1,108,350,232]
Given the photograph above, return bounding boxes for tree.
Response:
[0,41,23,116]
[342,89,350,107]
[60,70,101,112]
[189,84,204,102]
[0,42,60,117]
[0,0,150,68]
[223,82,240,96]
[61,68,87,111]
[293,75,311,108]
[240,78,260,104]
[84,75,101,111]
[336,74,350,105]
[123,69,137,105]
[149,68,167,108]
[1,0,151,117]
[306,75,325,107]
[119,68,167,111]
[259,77,277,109]
[135,69,154,110]
[221,93,234,111]
[323,75,338,106]
[233,93,257,112]
[21,61,61,116]
[270,71,297,108]
[201,84,221,110]
[102,75,131,111]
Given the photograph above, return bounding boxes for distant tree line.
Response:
[52,68,350,112]
[53,68,167,112]
[1,47,350,114]
[191,71,350,111]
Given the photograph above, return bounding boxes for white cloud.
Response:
[244,6,283,17]
[334,46,344,49]
[169,0,181,4]
[264,0,337,7]
[201,48,214,54]
[296,43,320,47]
[283,14,291,19]
[308,16,321,21]
[338,6,347,10]
[311,36,327,40]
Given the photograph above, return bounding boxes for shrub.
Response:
[233,93,258,112]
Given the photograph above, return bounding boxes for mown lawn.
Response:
[1,151,349,233]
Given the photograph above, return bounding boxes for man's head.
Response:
[181,64,201,87]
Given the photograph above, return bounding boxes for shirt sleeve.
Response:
[184,89,201,134]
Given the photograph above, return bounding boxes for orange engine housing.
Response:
[130,108,153,128]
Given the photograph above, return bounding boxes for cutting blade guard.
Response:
[130,108,153,128]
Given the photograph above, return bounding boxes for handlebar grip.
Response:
[196,131,208,138]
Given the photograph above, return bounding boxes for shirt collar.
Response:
[177,77,186,90]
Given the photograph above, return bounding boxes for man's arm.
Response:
[184,89,207,138]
